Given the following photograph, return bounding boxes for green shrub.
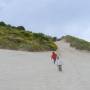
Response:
[16,26,25,30]
[0,21,6,26]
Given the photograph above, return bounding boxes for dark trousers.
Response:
[58,65,62,71]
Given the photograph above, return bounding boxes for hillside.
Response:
[0,21,57,51]
[60,35,90,51]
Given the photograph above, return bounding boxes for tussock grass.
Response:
[62,35,90,51]
[0,22,57,51]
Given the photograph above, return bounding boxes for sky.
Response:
[0,0,90,41]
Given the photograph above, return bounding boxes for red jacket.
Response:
[51,52,57,61]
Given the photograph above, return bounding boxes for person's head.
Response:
[52,51,56,55]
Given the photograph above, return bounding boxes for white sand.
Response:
[0,40,90,90]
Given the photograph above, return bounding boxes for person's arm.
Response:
[51,55,53,60]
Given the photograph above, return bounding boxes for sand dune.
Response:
[0,40,90,90]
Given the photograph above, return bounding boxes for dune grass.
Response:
[0,22,57,51]
[61,35,90,51]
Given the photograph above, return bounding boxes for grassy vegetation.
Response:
[61,35,90,51]
[0,21,57,51]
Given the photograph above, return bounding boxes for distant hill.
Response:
[60,35,90,51]
[0,21,57,51]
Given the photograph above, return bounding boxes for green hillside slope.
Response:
[0,21,57,51]
[61,35,90,51]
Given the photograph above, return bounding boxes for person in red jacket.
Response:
[51,51,57,64]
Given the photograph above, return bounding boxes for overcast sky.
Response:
[0,0,90,41]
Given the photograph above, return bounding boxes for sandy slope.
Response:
[0,40,90,90]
